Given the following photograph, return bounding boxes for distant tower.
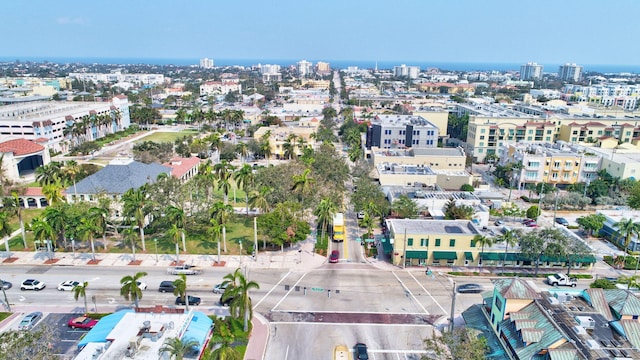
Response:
[296,60,313,77]
[558,63,583,82]
[375,61,378,72]
[520,62,543,81]
[199,58,214,69]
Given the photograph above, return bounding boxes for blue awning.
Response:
[77,309,134,349]
[182,312,213,348]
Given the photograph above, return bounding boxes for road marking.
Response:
[107,298,115,304]
[392,272,430,315]
[19,296,25,302]
[252,271,292,310]
[90,277,100,281]
[271,272,308,311]
[284,345,289,360]
[407,271,448,314]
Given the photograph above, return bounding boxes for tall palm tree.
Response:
[215,162,235,204]
[223,268,260,331]
[167,206,187,252]
[0,211,12,253]
[473,234,494,266]
[172,274,189,310]
[233,164,254,215]
[31,217,55,258]
[314,198,338,243]
[206,319,241,360]
[88,206,109,250]
[209,221,222,263]
[291,168,315,204]
[122,227,138,262]
[42,180,65,205]
[77,216,100,261]
[120,271,147,308]
[614,218,640,267]
[158,337,198,360]
[44,204,68,249]
[122,186,149,251]
[3,192,27,248]
[497,229,520,272]
[167,224,183,265]
[210,201,233,253]
[63,160,81,196]
[236,142,249,163]
[35,162,62,186]
[248,186,272,215]
[73,281,89,313]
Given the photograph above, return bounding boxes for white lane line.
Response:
[271,309,430,315]
[392,271,430,315]
[270,272,309,311]
[284,345,289,360]
[252,271,291,310]
[408,271,448,314]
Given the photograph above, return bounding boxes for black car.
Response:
[175,295,201,306]
[159,281,176,293]
[354,343,369,360]
[555,217,569,226]
[219,295,235,306]
[1,280,12,290]
[457,283,483,294]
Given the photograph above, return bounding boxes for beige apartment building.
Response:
[253,126,317,159]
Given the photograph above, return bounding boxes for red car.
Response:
[68,316,98,329]
[329,250,340,263]
[526,221,538,227]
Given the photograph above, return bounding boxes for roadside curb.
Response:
[0,312,21,332]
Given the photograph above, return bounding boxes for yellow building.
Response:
[412,110,449,137]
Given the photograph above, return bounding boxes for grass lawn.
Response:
[0,313,11,322]
[135,130,199,144]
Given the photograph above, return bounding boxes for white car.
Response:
[57,280,80,291]
[20,279,46,291]
[136,281,148,290]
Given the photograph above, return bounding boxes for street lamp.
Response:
[71,237,75,259]
[0,278,10,311]
[153,238,158,263]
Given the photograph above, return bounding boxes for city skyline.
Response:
[4,0,640,66]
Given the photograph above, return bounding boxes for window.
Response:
[480,135,485,140]
[471,240,476,247]
[407,238,413,246]
[495,296,504,312]
[480,129,486,133]
[449,239,455,247]
[420,238,429,247]
[435,239,441,247]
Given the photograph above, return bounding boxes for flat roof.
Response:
[386,219,479,236]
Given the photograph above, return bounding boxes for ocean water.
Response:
[1,56,639,74]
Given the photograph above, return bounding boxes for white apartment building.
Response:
[258,64,282,82]
[297,60,313,77]
[199,57,214,69]
[200,81,241,96]
[393,64,420,79]
[558,63,583,82]
[519,62,543,81]
[366,114,439,149]
[69,72,165,85]
[0,97,131,153]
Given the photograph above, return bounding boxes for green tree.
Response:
[122,186,150,251]
[77,216,100,261]
[43,204,69,248]
[314,198,338,243]
[526,205,541,219]
[167,206,187,252]
[42,181,64,205]
[205,318,242,360]
[474,235,494,266]
[392,194,419,219]
[3,192,27,249]
[613,218,640,265]
[167,224,183,265]
[211,201,233,253]
[30,217,54,259]
[619,275,640,290]
[628,182,640,209]
[120,271,147,308]
[0,211,12,253]
[222,268,260,331]
[576,213,607,236]
[460,184,475,192]
[496,229,521,271]
[233,164,255,215]
[88,206,109,250]
[291,168,315,203]
[158,337,198,360]
[73,281,89,313]
[173,274,189,310]
[590,278,617,289]
[519,228,568,275]
[248,186,272,215]
[35,162,62,186]
[422,328,487,360]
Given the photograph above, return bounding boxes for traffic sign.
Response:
[311,287,324,292]
[365,238,375,243]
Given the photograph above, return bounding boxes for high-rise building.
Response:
[297,60,313,77]
[316,61,331,75]
[199,58,214,69]
[393,64,420,79]
[558,63,583,82]
[519,62,543,81]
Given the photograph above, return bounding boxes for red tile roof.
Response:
[164,157,201,179]
[23,187,44,196]
[0,139,45,156]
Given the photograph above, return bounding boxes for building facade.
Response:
[558,63,583,82]
[199,57,214,69]
[366,115,439,150]
[393,64,420,79]
[519,62,543,81]
[297,60,313,77]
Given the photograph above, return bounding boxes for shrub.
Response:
[590,279,617,289]
[520,196,531,202]
[460,184,475,192]
[526,206,541,219]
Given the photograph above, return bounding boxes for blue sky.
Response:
[4,0,640,65]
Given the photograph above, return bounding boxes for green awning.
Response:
[504,253,520,261]
[481,252,503,261]
[406,250,428,259]
[382,238,393,255]
[433,251,458,260]
[464,252,474,261]
[574,255,596,263]
[540,255,563,263]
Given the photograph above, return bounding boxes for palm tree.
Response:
[248,186,272,215]
[291,169,315,200]
[474,234,494,266]
[88,206,109,250]
[206,319,241,360]
[122,187,149,251]
[3,192,27,249]
[0,211,12,253]
[63,160,81,196]
[167,206,187,252]
[77,216,100,261]
[73,281,89,313]
[614,218,640,267]
[120,271,147,308]
[314,198,337,243]
[122,227,138,262]
[35,162,62,186]
[172,274,188,310]
[31,217,55,259]
[497,229,520,272]
[210,201,233,253]
[158,337,198,360]
[167,224,183,265]
[215,162,235,204]
[209,221,223,263]
[42,180,65,205]
[44,205,68,249]
[222,268,260,331]
[233,164,254,215]
[236,142,249,163]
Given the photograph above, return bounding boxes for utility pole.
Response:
[553,184,559,227]
[254,217,258,261]
[402,228,407,269]
[449,280,457,333]
[0,279,10,311]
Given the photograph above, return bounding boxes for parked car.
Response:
[175,295,201,306]
[329,250,340,263]
[457,283,484,294]
[522,218,536,224]
[354,343,369,360]
[68,316,98,329]
[57,280,80,291]
[494,219,504,226]
[555,217,569,226]
[19,312,43,330]
[158,281,176,293]
[547,273,577,287]
[526,221,538,227]
[1,280,12,290]
[212,283,229,294]
[20,279,45,291]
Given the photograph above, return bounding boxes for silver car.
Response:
[19,312,43,330]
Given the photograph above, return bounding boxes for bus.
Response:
[332,212,345,242]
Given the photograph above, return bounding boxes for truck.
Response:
[332,213,345,242]
[334,345,351,360]
[167,264,202,275]
[547,273,577,287]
